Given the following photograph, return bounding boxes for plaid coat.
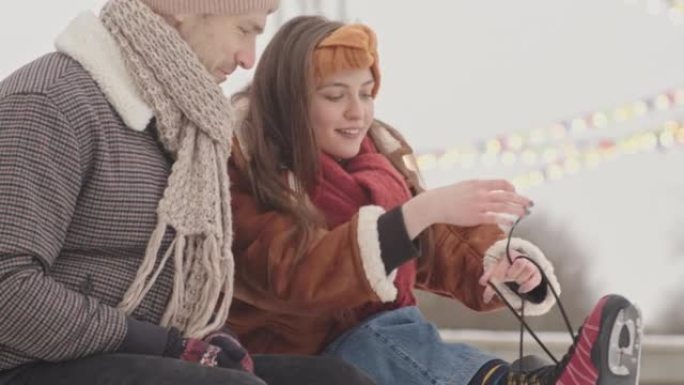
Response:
[0,15,176,370]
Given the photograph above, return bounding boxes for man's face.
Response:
[173,11,268,84]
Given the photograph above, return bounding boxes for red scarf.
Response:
[310,137,417,316]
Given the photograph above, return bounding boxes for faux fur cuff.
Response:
[483,238,560,316]
[357,206,398,302]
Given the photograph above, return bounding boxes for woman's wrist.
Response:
[401,192,436,239]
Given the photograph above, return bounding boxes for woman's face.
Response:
[310,68,375,159]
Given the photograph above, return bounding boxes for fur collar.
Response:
[55,11,153,131]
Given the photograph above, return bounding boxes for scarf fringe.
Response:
[118,222,171,313]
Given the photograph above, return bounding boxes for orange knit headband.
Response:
[313,24,381,97]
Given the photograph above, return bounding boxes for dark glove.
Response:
[163,327,253,372]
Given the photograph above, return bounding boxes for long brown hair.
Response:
[239,16,343,255]
[238,16,439,271]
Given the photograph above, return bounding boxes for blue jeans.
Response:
[323,306,498,385]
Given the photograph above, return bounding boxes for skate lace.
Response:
[510,328,583,384]
[488,217,579,381]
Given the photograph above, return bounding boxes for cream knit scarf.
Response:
[101,0,235,338]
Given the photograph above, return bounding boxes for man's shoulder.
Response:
[0,52,97,101]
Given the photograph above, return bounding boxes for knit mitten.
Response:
[164,327,252,372]
[204,326,255,373]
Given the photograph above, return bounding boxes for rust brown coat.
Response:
[227,122,525,355]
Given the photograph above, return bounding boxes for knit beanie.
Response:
[313,24,381,97]
[141,0,279,15]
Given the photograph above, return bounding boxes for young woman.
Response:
[226,16,643,385]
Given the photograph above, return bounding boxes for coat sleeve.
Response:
[415,223,560,315]
[0,93,127,368]
[229,164,398,316]
[415,223,506,311]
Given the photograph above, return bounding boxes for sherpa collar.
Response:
[55,11,154,131]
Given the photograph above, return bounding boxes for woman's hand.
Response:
[479,250,542,304]
[402,179,532,239]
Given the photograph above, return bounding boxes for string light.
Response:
[628,0,684,25]
[415,86,684,169]
[510,121,684,190]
